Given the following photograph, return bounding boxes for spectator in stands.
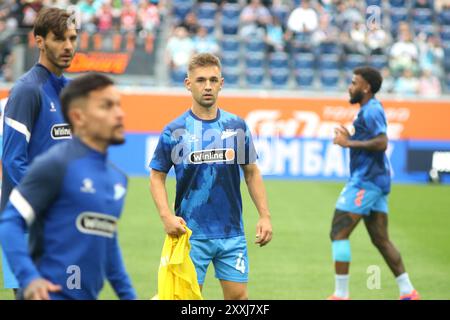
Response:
[342,21,368,55]
[366,23,392,56]
[393,69,419,96]
[78,0,97,33]
[121,0,138,33]
[22,0,44,28]
[166,25,195,72]
[264,15,286,53]
[137,0,160,35]
[389,22,419,76]
[418,33,444,78]
[193,26,219,55]
[239,0,271,38]
[334,0,364,31]
[97,0,114,33]
[380,67,394,94]
[180,11,200,36]
[418,68,442,97]
[286,0,319,34]
[311,14,338,50]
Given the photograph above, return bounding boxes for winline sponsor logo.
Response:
[51,124,72,139]
[189,148,235,164]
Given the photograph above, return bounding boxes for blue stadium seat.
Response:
[318,41,341,55]
[413,8,434,26]
[269,67,290,88]
[245,67,265,88]
[222,3,241,20]
[439,9,450,25]
[245,52,265,68]
[318,54,340,70]
[440,26,450,43]
[320,70,340,88]
[221,51,240,68]
[369,55,388,70]
[221,36,240,52]
[269,52,289,69]
[170,68,186,86]
[344,54,366,71]
[173,0,193,24]
[389,0,406,8]
[390,7,408,34]
[366,0,382,7]
[443,43,450,60]
[245,38,266,53]
[294,53,315,69]
[295,68,315,88]
[222,67,240,87]
[197,2,218,20]
[221,19,239,35]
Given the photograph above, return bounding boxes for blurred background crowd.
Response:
[0,0,449,95]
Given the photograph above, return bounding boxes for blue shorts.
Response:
[1,247,19,289]
[189,235,248,285]
[335,181,388,215]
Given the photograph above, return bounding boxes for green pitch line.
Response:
[1,178,449,300]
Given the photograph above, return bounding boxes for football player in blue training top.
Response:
[328,67,419,300]
[150,53,273,300]
[0,73,136,300]
[1,7,77,293]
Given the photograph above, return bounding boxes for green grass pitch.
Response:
[1,178,449,300]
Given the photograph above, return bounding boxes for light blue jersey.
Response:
[150,109,257,240]
[336,98,391,215]
[349,98,391,194]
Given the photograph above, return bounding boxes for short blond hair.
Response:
[188,53,222,74]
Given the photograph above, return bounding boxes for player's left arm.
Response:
[241,163,273,247]
[106,235,137,300]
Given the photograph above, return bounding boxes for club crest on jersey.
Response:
[221,130,237,140]
[189,148,235,164]
[51,123,71,139]
[76,212,117,238]
[80,178,96,194]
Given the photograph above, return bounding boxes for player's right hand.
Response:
[162,214,187,236]
[24,278,62,300]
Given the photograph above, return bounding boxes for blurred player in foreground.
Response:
[150,53,273,299]
[329,66,419,300]
[0,73,136,300]
[1,7,77,293]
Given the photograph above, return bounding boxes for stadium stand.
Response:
[0,0,448,95]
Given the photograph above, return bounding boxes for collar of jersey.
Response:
[35,63,68,90]
[361,97,376,109]
[72,136,108,161]
[189,108,221,123]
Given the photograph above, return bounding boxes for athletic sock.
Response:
[396,273,414,296]
[334,274,349,298]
